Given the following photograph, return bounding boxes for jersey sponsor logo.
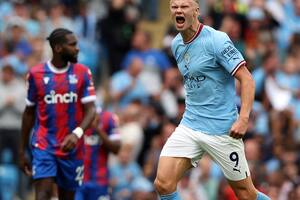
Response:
[221,45,239,61]
[84,135,102,146]
[183,74,206,89]
[68,74,78,84]
[44,90,78,104]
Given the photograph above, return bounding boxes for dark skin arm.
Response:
[19,106,36,176]
[96,127,121,154]
[91,114,121,154]
[61,102,96,152]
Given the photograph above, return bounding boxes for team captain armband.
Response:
[72,127,84,138]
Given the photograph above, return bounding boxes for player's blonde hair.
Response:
[192,0,200,7]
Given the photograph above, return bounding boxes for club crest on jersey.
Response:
[184,53,190,65]
[69,74,78,84]
[43,77,50,84]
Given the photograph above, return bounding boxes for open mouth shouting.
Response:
[175,16,186,29]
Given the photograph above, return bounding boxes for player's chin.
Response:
[175,22,186,31]
[69,57,78,63]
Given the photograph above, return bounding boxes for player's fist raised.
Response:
[61,134,79,152]
[19,152,32,176]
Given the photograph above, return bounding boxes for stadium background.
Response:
[0,0,300,199]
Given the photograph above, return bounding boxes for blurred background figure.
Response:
[0,149,18,200]
[0,64,26,165]
[109,144,143,200]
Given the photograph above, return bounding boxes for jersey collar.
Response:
[47,60,70,74]
[184,23,204,45]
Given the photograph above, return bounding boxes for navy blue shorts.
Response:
[75,182,109,200]
[31,147,83,191]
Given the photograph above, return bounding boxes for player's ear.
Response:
[54,44,62,53]
[195,7,200,16]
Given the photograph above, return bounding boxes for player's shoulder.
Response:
[73,63,89,70]
[101,110,119,122]
[171,33,183,55]
[29,63,45,74]
[171,33,183,47]
[201,25,227,38]
[209,27,229,42]
[100,110,115,121]
[73,63,92,74]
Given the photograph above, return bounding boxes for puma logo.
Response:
[233,168,241,173]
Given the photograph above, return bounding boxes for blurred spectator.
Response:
[10,2,40,37]
[278,0,300,50]
[162,25,177,66]
[220,14,245,56]
[141,0,159,21]
[208,0,247,29]
[122,29,171,97]
[110,144,143,200]
[97,0,137,75]
[189,156,220,200]
[5,22,32,60]
[0,149,19,200]
[244,7,266,67]
[252,51,280,101]
[131,176,156,200]
[0,64,26,164]
[111,56,149,110]
[160,68,185,119]
[45,3,74,34]
[119,103,144,161]
[137,100,165,166]
[73,1,100,74]
[142,121,176,181]
[73,3,98,41]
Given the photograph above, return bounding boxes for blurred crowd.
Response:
[0,0,300,199]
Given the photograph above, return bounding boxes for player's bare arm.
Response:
[91,114,121,154]
[19,106,36,176]
[230,65,255,139]
[61,102,96,152]
[97,128,120,154]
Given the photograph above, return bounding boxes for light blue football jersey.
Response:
[171,24,246,135]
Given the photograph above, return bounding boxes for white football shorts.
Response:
[160,124,250,181]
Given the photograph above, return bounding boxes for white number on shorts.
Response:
[75,166,84,185]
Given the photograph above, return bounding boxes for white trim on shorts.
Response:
[160,125,250,181]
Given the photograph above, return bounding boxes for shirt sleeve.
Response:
[25,71,37,106]
[108,113,121,141]
[214,31,246,76]
[81,69,96,103]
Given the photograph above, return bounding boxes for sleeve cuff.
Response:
[25,98,35,106]
[81,95,96,104]
[230,60,246,76]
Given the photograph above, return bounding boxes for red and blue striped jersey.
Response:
[83,111,120,185]
[26,61,96,158]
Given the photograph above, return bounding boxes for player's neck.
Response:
[181,21,201,44]
[51,58,69,69]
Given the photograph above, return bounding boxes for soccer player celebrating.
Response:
[154,1,270,200]
[19,28,96,200]
[75,109,121,200]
